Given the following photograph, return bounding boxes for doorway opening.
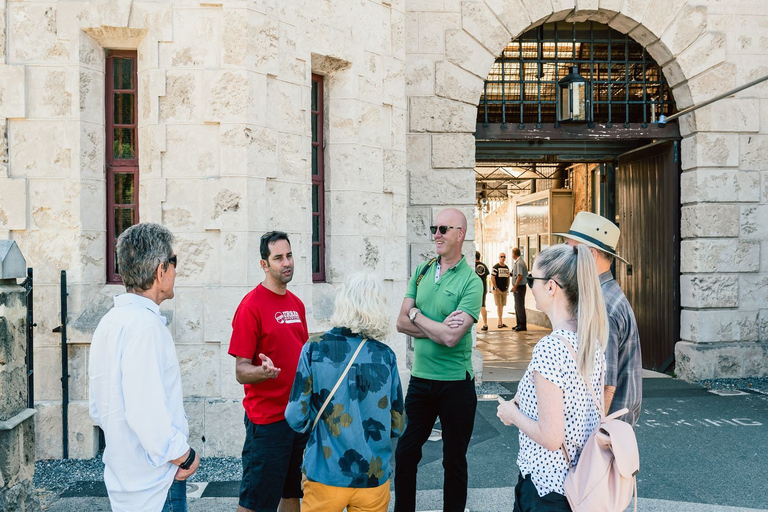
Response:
[474,21,681,381]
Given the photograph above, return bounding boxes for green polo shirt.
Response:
[405,256,483,381]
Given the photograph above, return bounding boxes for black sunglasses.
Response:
[168,255,178,267]
[429,225,460,235]
[527,275,562,289]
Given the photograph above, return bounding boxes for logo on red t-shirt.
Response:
[275,310,302,324]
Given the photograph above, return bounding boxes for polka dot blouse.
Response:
[515,329,605,497]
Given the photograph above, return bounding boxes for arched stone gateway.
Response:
[405,1,768,381]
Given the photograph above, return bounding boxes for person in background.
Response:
[89,223,199,512]
[557,212,642,427]
[475,251,490,331]
[497,244,608,512]
[510,247,529,332]
[491,252,511,328]
[286,272,405,512]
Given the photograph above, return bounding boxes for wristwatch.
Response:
[179,448,196,470]
[409,309,420,323]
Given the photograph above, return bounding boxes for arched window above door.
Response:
[478,22,677,128]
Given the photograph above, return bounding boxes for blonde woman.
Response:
[497,244,608,512]
[285,273,405,512]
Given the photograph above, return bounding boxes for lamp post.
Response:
[557,65,591,125]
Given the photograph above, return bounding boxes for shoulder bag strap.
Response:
[312,338,368,431]
[416,257,438,287]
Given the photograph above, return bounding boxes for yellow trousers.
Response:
[301,479,390,512]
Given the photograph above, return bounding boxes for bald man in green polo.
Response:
[393,208,483,512]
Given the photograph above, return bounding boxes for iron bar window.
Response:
[106,51,139,284]
[311,74,326,283]
[478,22,676,126]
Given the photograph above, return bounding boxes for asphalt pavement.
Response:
[41,377,768,512]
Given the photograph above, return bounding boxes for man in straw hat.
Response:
[556,211,642,427]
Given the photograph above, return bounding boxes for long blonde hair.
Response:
[330,272,391,341]
[535,244,609,380]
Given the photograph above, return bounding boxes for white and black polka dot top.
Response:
[516,329,604,497]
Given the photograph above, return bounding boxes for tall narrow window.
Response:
[106,51,139,284]
[311,74,326,282]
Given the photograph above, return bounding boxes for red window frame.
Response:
[106,51,139,284]
[311,74,326,283]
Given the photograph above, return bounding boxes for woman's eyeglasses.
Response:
[526,275,563,289]
[429,225,460,235]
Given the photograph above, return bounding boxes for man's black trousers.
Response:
[394,373,477,512]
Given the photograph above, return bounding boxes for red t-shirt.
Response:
[228,284,308,424]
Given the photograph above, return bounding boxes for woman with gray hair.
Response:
[285,272,405,512]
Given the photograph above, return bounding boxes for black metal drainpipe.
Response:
[24,268,35,409]
[57,270,69,459]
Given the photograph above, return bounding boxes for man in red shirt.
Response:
[229,231,309,512]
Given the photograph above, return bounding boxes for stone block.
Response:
[161,124,219,178]
[278,131,308,182]
[418,12,460,54]
[7,2,68,64]
[220,125,277,178]
[409,243,438,274]
[219,231,250,287]
[409,97,477,133]
[204,70,252,123]
[158,9,221,69]
[405,11,419,54]
[407,206,432,242]
[33,402,61,460]
[383,55,406,109]
[739,134,768,171]
[67,401,98,459]
[680,204,739,238]
[461,1,512,55]
[710,14,768,55]
[405,57,435,97]
[359,103,385,147]
[173,287,205,344]
[740,205,768,240]
[407,134,431,172]
[327,98,358,143]
[409,169,475,205]
[687,98,760,134]
[162,178,203,231]
[183,398,205,455]
[660,5,707,56]
[628,23,658,47]
[675,32,726,83]
[9,121,74,177]
[383,235,408,281]
[680,169,760,204]
[680,274,738,308]
[26,66,73,119]
[383,149,407,194]
[518,0,553,24]
[177,343,220,398]
[685,63,737,107]
[173,232,220,285]
[219,345,242,400]
[608,13,639,35]
[391,106,407,151]
[680,133,739,170]
[675,340,768,381]
[738,274,768,310]
[203,286,249,343]
[680,239,759,273]
[128,1,173,42]
[159,70,204,123]
[431,134,475,169]
[760,309,768,342]
[202,177,250,231]
[203,399,245,457]
[32,346,62,402]
[680,309,759,343]
[484,0,531,38]
[0,178,27,230]
[444,29,495,80]
[327,190,390,236]
[391,8,406,58]
[435,61,484,105]
[0,65,26,118]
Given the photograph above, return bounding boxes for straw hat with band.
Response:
[554,211,630,265]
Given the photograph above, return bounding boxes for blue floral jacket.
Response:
[285,327,405,488]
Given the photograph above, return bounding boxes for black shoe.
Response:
[517,327,527,332]
[481,325,488,331]
[512,326,520,331]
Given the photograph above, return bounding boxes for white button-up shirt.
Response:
[89,293,190,512]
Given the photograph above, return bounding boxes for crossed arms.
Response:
[395,297,474,348]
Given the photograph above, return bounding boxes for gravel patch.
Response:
[698,377,768,394]
[475,381,515,396]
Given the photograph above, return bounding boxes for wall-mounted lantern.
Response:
[557,66,590,123]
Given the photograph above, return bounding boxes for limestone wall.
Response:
[404,0,768,382]
[0,0,407,459]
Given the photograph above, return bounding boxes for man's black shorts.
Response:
[239,414,309,511]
